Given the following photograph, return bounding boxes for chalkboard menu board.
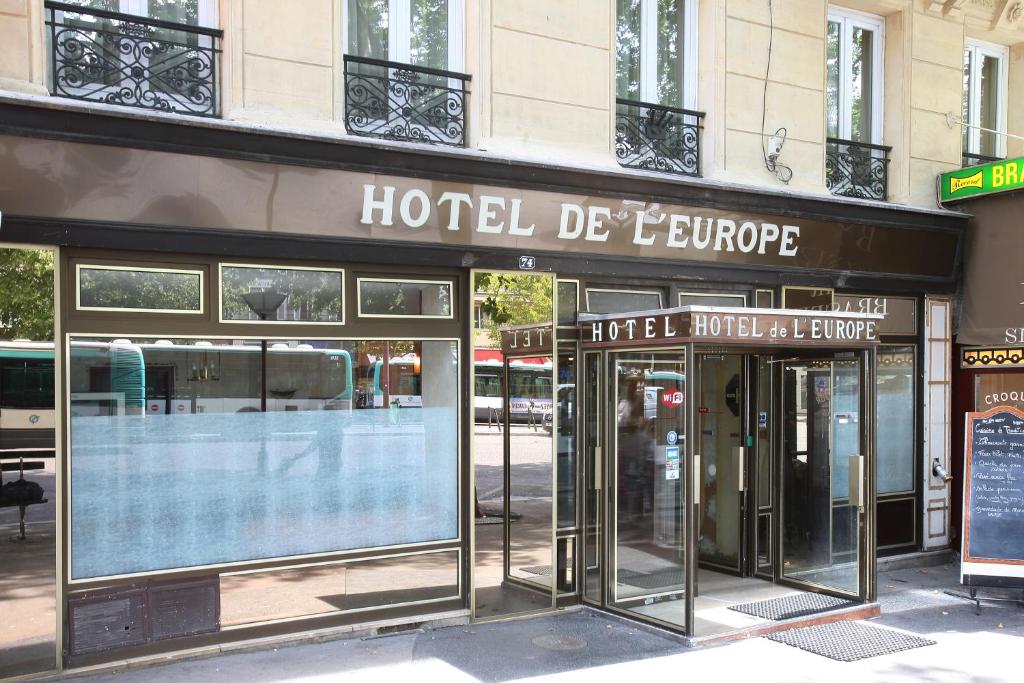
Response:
[962,407,1024,585]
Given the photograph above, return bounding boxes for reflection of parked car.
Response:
[835,411,859,424]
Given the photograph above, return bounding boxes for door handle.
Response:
[693,454,701,505]
[594,446,602,489]
[734,446,747,492]
[848,454,865,511]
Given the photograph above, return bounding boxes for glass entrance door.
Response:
[606,351,687,629]
[780,355,867,597]
[696,354,746,573]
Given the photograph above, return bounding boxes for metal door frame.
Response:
[773,349,876,602]
[693,352,751,577]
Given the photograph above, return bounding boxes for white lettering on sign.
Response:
[361,185,803,257]
[986,391,1024,406]
[587,313,878,346]
[506,327,547,349]
[689,313,877,342]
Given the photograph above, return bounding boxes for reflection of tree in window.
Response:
[616,0,687,106]
[221,267,342,322]
[79,269,200,311]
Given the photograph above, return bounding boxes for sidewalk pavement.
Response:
[67,561,1024,683]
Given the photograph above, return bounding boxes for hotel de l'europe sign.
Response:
[581,308,883,349]
[0,134,960,279]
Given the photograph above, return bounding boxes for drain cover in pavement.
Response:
[765,621,935,662]
[729,592,856,620]
[531,634,587,651]
[521,565,552,576]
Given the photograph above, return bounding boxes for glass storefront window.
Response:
[358,279,452,317]
[219,550,459,626]
[557,281,579,326]
[77,265,203,313]
[220,265,344,323]
[876,346,915,494]
[678,292,746,308]
[586,288,663,314]
[68,337,458,579]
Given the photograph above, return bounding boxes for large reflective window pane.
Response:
[556,345,577,595]
[410,0,449,70]
[472,272,554,618]
[220,266,344,323]
[586,289,663,315]
[610,353,686,629]
[358,279,452,317]
[69,337,458,579]
[678,293,746,308]
[781,358,861,596]
[0,247,56,678]
[557,281,578,327]
[697,355,743,570]
[582,352,602,603]
[78,266,202,312]
[220,550,459,626]
[347,0,389,62]
[979,53,1001,157]
[755,356,773,573]
[876,347,915,494]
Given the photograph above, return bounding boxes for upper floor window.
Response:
[614,0,703,177]
[615,0,696,109]
[826,8,884,145]
[346,0,463,71]
[46,0,221,116]
[63,0,216,29]
[824,8,889,201]
[343,1,469,146]
[963,39,1008,163]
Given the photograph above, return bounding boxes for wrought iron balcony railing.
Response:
[615,98,704,177]
[343,55,471,147]
[44,1,222,117]
[962,151,1002,168]
[826,137,892,201]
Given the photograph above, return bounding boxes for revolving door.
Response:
[579,307,878,636]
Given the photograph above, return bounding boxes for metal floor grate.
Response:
[729,592,856,620]
[765,621,936,662]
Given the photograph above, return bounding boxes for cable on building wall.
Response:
[761,0,793,184]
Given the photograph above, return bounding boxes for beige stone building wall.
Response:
[4,1,1024,208]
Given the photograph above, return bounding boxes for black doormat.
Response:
[729,592,856,621]
[765,621,936,662]
[618,568,685,591]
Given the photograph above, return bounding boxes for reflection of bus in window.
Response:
[371,354,422,408]
[507,360,553,417]
[69,340,353,416]
[474,359,503,421]
[0,341,56,452]
[472,353,554,423]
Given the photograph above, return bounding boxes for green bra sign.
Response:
[940,156,1024,203]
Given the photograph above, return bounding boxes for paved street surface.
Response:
[67,560,1024,683]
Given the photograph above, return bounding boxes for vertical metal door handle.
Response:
[734,446,747,491]
[594,446,602,489]
[693,454,701,504]
[848,454,865,510]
